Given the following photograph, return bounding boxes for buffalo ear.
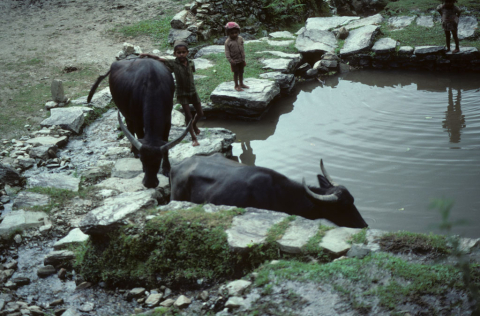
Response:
[317,175,332,188]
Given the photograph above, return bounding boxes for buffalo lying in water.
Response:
[88,58,190,188]
[170,153,368,228]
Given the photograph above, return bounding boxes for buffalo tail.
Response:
[87,70,111,103]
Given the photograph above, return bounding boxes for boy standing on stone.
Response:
[140,41,203,147]
[224,22,249,92]
[437,0,461,53]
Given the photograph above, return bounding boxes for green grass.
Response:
[349,228,368,244]
[26,185,96,214]
[253,253,474,312]
[378,230,450,255]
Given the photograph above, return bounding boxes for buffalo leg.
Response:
[160,121,172,176]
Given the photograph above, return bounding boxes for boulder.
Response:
[226,280,252,296]
[277,217,334,253]
[225,208,288,252]
[171,110,186,127]
[194,45,225,58]
[372,38,398,54]
[458,16,478,40]
[79,189,159,235]
[89,87,112,109]
[398,46,414,55]
[319,227,362,257]
[168,29,197,45]
[25,136,68,148]
[269,31,295,39]
[336,27,349,40]
[115,42,142,60]
[27,173,81,192]
[225,296,245,308]
[340,25,380,56]
[259,72,295,94]
[210,78,280,119]
[169,136,236,166]
[37,265,56,278]
[127,287,146,300]
[0,163,24,186]
[261,58,296,73]
[416,16,434,28]
[53,228,90,250]
[171,10,189,29]
[0,210,47,238]
[174,295,192,308]
[28,145,57,160]
[145,293,163,307]
[12,191,50,210]
[295,29,338,55]
[41,107,85,134]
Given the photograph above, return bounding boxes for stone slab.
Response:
[193,58,214,70]
[225,208,288,252]
[27,173,81,192]
[112,158,143,179]
[26,136,68,148]
[295,29,338,54]
[79,189,158,235]
[305,16,360,31]
[0,210,47,238]
[372,38,398,54]
[0,163,24,186]
[96,173,169,192]
[261,58,296,73]
[258,72,295,94]
[269,31,295,39]
[414,45,445,55]
[194,45,224,58]
[343,13,384,30]
[256,51,301,60]
[340,25,380,56]
[41,107,85,134]
[319,227,361,257]
[445,47,479,60]
[388,16,415,29]
[210,78,280,117]
[53,228,90,250]
[12,191,51,210]
[266,40,295,47]
[398,46,414,54]
[277,218,334,254]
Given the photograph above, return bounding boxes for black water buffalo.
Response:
[88,58,190,188]
[170,153,368,228]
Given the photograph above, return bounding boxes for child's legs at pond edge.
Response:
[445,31,451,49]
[452,30,459,50]
[181,103,197,140]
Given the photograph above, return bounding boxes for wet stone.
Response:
[37,265,56,278]
[340,25,380,56]
[44,250,75,267]
[259,72,295,94]
[12,277,30,286]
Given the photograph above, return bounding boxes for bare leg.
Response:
[181,103,199,146]
[445,31,451,51]
[239,72,249,89]
[452,30,460,53]
[192,102,204,135]
[234,72,243,91]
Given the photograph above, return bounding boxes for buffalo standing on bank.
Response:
[170,153,368,228]
[88,58,190,188]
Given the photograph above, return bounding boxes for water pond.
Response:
[199,70,480,238]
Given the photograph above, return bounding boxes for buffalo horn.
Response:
[302,178,339,203]
[160,119,193,151]
[117,111,143,150]
[320,159,337,187]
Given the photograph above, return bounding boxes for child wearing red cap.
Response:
[224,22,249,92]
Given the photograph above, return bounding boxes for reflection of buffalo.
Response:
[88,58,190,188]
[170,153,368,228]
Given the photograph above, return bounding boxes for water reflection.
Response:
[442,87,466,144]
[239,141,256,165]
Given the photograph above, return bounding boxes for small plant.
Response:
[349,228,368,245]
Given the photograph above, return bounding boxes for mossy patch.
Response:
[378,230,450,256]
[26,185,97,214]
[349,228,368,245]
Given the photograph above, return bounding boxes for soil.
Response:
[0,0,183,139]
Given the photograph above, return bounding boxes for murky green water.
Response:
[199,70,480,238]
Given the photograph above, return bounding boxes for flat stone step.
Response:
[261,58,296,73]
[27,173,81,192]
[210,78,280,119]
[12,191,51,210]
[458,16,478,40]
[26,136,68,148]
[343,13,384,30]
[0,210,47,238]
[372,38,398,54]
[41,107,85,134]
[277,217,333,254]
[319,227,362,257]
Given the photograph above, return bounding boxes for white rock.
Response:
[53,228,90,250]
[226,280,252,296]
[0,210,47,238]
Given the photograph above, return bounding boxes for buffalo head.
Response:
[302,160,368,228]
[118,111,191,188]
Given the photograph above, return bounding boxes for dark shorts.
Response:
[442,21,458,32]
[177,92,201,105]
[231,62,245,74]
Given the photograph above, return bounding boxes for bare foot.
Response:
[194,126,201,135]
[235,86,244,92]
[192,139,200,147]
[240,84,250,89]
[445,48,451,52]
[452,49,459,53]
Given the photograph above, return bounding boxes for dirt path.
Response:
[0,0,182,139]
